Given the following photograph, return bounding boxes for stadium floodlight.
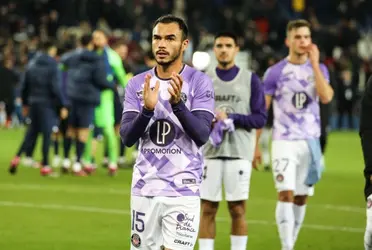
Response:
[192,51,211,71]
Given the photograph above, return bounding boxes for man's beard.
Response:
[218,60,232,68]
[155,46,182,67]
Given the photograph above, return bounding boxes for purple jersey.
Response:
[123,65,215,197]
[263,59,330,140]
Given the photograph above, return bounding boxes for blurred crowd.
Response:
[0,0,372,130]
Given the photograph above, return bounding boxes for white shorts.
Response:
[130,196,200,250]
[271,140,315,196]
[200,159,252,202]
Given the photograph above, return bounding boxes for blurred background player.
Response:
[120,15,214,250]
[82,29,127,175]
[111,39,133,167]
[198,31,267,250]
[61,34,113,175]
[360,75,372,250]
[51,44,74,168]
[0,58,19,128]
[9,41,67,176]
[261,19,334,250]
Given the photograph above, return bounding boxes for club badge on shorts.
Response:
[131,233,141,248]
[276,174,284,182]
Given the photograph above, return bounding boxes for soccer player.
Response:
[9,41,68,175]
[82,30,127,175]
[61,34,113,175]
[120,14,215,250]
[360,75,372,250]
[111,40,133,166]
[198,31,267,250]
[262,20,334,250]
[51,46,73,168]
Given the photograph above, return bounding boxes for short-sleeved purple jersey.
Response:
[263,59,330,140]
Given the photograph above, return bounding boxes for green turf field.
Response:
[0,129,366,249]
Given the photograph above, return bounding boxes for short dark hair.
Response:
[214,31,238,45]
[80,34,92,47]
[286,19,311,35]
[153,14,188,41]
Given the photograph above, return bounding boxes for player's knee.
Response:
[77,128,90,142]
[294,195,308,205]
[278,190,294,202]
[201,200,219,219]
[66,127,75,138]
[228,200,246,220]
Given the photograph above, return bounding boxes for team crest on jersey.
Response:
[181,92,187,103]
[217,104,235,114]
[276,174,284,182]
[131,233,141,248]
[307,75,315,83]
[136,87,156,100]
[136,90,143,99]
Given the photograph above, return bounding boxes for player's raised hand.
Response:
[143,74,160,111]
[168,72,183,104]
[308,44,320,66]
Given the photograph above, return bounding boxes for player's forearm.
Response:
[172,101,214,147]
[228,112,267,131]
[120,108,154,147]
[313,64,334,104]
[255,128,263,145]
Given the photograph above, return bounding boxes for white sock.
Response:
[262,150,271,166]
[230,235,248,250]
[72,162,82,172]
[52,156,61,168]
[198,238,214,250]
[293,204,306,244]
[321,155,325,168]
[109,163,118,170]
[276,201,294,250]
[118,157,126,164]
[365,196,372,250]
[62,158,71,168]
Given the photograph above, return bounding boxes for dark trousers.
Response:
[361,131,372,200]
[19,103,57,166]
[338,99,354,129]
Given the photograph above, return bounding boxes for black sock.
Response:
[53,139,59,156]
[76,140,85,163]
[63,137,72,159]
[104,141,108,158]
[119,139,125,157]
